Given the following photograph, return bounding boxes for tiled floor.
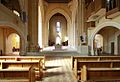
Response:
[37,56,77,82]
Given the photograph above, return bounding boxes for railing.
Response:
[0,3,26,34]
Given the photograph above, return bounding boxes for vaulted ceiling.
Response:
[45,0,72,3]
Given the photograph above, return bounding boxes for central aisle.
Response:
[38,57,77,82]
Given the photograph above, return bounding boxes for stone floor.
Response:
[37,56,77,82]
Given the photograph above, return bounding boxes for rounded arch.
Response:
[6,33,20,55]
[91,22,120,40]
[0,21,27,55]
[46,8,71,23]
[0,21,25,40]
[90,21,120,55]
[44,8,71,47]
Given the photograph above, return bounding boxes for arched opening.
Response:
[48,13,68,46]
[93,26,119,56]
[0,26,21,56]
[6,33,20,55]
[44,7,71,49]
[94,34,103,55]
[91,22,120,55]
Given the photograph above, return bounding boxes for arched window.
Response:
[56,21,61,44]
[56,22,61,32]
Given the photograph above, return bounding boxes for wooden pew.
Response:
[29,66,36,82]
[74,60,120,81]
[0,56,45,81]
[0,56,45,69]
[72,56,120,81]
[81,65,120,82]
[72,56,120,70]
[0,66,35,82]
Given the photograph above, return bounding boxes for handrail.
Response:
[0,3,26,33]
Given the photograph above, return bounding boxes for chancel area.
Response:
[0,0,120,82]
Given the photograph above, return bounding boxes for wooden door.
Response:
[111,42,114,55]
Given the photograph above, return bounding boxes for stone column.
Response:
[77,0,85,45]
[3,28,6,54]
[78,0,85,36]
[77,0,88,55]
[28,0,38,51]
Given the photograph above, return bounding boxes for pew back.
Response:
[0,56,45,81]
[81,65,120,81]
[72,56,120,81]
[72,56,120,69]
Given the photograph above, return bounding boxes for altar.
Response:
[55,44,62,50]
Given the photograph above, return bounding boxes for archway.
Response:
[94,34,103,55]
[90,22,120,55]
[0,26,21,56]
[6,33,20,55]
[0,22,26,55]
[48,13,68,46]
[45,8,71,48]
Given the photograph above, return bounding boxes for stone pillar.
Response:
[28,0,38,51]
[3,28,6,54]
[78,0,85,36]
[20,38,26,55]
[77,0,88,55]
[77,0,86,45]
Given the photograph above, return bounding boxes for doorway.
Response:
[111,42,114,55]
[6,33,20,55]
[48,13,68,46]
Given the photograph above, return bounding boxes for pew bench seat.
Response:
[0,67,30,71]
[88,67,120,71]
[0,66,36,82]
[0,67,30,78]
[81,66,120,82]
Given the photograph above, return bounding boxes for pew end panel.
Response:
[29,66,36,82]
[80,65,120,82]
